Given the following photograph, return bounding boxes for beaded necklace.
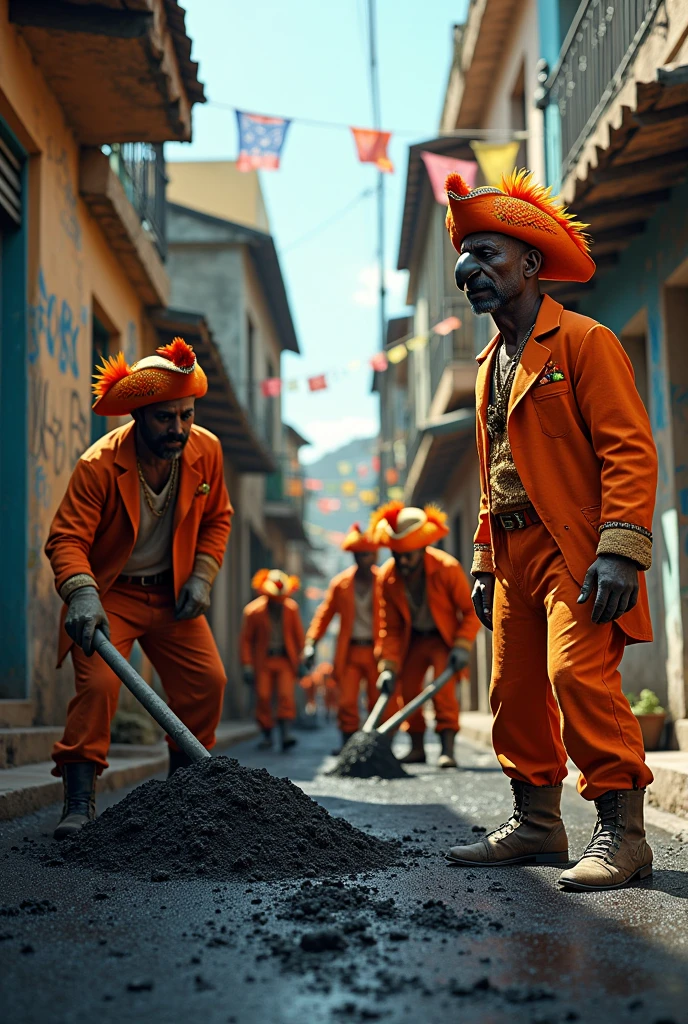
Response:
[487,324,535,440]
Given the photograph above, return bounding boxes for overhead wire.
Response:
[280,187,375,254]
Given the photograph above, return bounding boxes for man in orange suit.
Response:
[240,570,305,752]
[372,503,480,768]
[46,338,232,839]
[304,524,380,753]
[443,169,657,890]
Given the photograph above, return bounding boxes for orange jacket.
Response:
[306,565,380,682]
[45,421,233,666]
[473,295,657,643]
[240,596,305,675]
[376,547,479,671]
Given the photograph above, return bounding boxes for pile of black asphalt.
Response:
[327,731,408,779]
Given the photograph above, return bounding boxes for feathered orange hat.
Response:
[341,522,378,553]
[370,501,449,552]
[251,569,300,599]
[445,168,595,283]
[92,337,208,416]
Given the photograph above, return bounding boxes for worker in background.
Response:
[240,570,304,752]
[46,338,232,839]
[372,502,480,768]
[303,524,381,754]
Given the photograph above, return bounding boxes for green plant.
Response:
[628,688,665,716]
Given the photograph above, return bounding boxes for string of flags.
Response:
[234,108,523,182]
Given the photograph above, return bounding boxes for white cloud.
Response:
[299,416,378,464]
[352,265,409,309]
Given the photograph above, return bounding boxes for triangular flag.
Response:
[406,334,429,351]
[351,128,394,173]
[420,152,478,204]
[236,111,291,172]
[260,377,282,397]
[387,343,408,364]
[308,374,327,392]
[469,141,521,187]
[433,316,461,336]
[287,379,300,392]
[369,352,388,372]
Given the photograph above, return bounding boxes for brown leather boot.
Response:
[53,762,97,840]
[399,732,426,764]
[558,789,652,891]
[437,729,457,769]
[445,780,569,866]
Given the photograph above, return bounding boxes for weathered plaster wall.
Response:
[0,8,148,723]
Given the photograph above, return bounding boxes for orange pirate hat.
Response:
[92,337,208,416]
[445,168,595,283]
[370,501,449,552]
[341,522,378,553]
[251,569,300,599]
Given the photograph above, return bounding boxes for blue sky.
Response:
[167,0,469,462]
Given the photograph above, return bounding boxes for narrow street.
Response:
[1,726,687,1024]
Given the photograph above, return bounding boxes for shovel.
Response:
[328,665,455,778]
[92,627,211,764]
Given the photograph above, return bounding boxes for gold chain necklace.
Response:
[487,324,535,440]
[136,457,178,518]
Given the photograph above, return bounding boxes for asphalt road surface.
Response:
[2,724,687,1024]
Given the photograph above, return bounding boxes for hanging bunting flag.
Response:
[304,478,323,492]
[358,488,379,505]
[387,343,408,364]
[420,151,478,204]
[341,480,357,497]
[406,334,429,351]
[351,127,394,173]
[356,463,369,479]
[371,455,381,473]
[345,499,360,512]
[369,351,388,372]
[308,374,328,392]
[317,497,341,514]
[260,377,282,398]
[387,485,405,501]
[286,477,304,497]
[433,316,461,336]
[287,379,300,392]
[385,467,399,485]
[337,461,353,476]
[469,140,521,187]
[236,111,291,172]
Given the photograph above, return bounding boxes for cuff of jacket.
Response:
[452,637,473,652]
[59,573,98,603]
[597,526,652,571]
[192,552,221,587]
[377,658,397,674]
[471,544,495,576]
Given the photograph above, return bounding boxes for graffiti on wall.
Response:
[28,268,81,377]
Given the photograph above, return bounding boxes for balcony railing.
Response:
[545,0,660,180]
[108,143,167,259]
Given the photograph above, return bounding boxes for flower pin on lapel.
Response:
[196,482,211,496]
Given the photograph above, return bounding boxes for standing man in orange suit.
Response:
[443,169,657,891]
[240,570,305,752]
[303,524,381,753]
[372,503,480,768]
[46,338,232,839]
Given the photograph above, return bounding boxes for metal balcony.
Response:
[108,143,167,259]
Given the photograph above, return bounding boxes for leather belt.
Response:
[117,569,173,587]
[411,628,441,638]
[349,638,373,647]
[267,647,287,658]
[496,505,541,531]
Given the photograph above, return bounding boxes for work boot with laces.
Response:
[558,789,652,891]
[399,732,426,764]
[437,729,457,769]
[445,780,569,866]
[53,762,97,840]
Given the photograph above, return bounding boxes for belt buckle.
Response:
[501,511,527,531]
[501,514,515,531]
[140,575,154,586]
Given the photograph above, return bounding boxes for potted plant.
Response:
[627,689,666,751]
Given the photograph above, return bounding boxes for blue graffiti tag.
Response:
[28,268,79,378]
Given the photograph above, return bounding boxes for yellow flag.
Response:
[469,141,520,187]
[341,480,357,497]
[387,343,408,364]
[406,334,429,352]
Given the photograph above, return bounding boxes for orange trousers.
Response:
[491,521,653,800]
[398,633,460,734]
[52,581,227,775]
[338,644,378,734]
[255,655,296,731]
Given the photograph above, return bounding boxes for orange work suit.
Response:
[473,295,657,799]
[376,549,480,733]
[240,596,305,731]
[306,566,380,734]
[45,423,233,774]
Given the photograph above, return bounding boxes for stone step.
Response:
[0,720,258,820]
[0,701,35,728]
[0,727,64,769]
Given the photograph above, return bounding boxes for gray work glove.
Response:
[376,669,396,695]
[578,554,639,624]
[302,643,316,673]
[65,586,110,657]
[175,575,211,621]
[242,665,255,686]
[447,645,470,674]
[471,573,495,631]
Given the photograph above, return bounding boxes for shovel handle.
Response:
[377,666,454,736]
[92,628,211,764]
[361,690,394,733]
